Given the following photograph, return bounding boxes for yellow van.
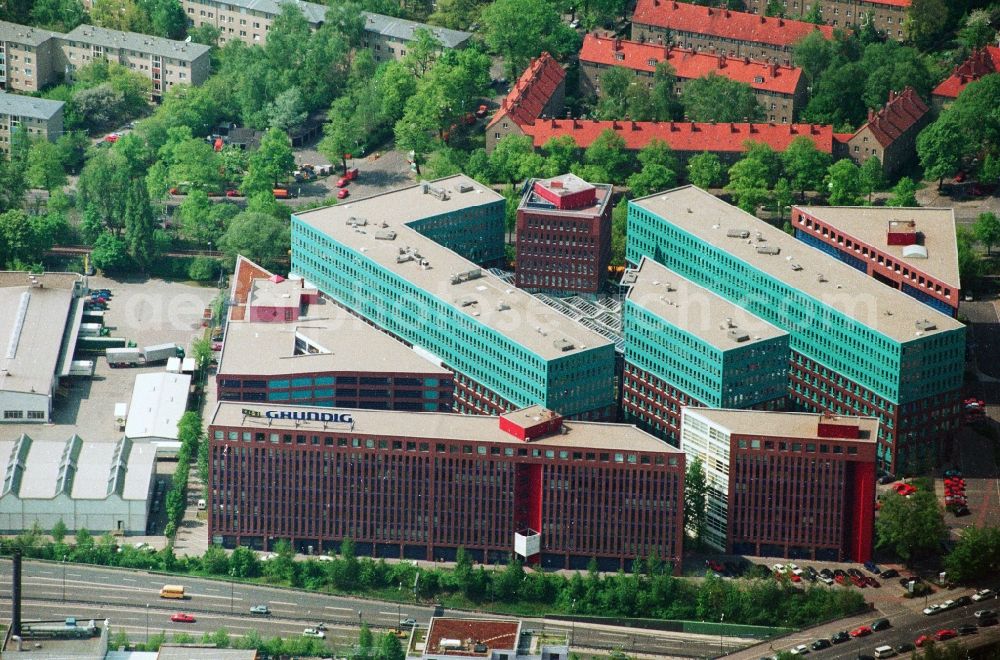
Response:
[159,584,186,599]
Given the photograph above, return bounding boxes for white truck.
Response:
[106,347,144,368]
[142,343,184,364]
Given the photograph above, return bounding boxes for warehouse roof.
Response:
[64,24,210,61]
[625,257,787,349]
[219,299,451,376]
[361,12,472,49]
[0,20,59,46]
[684,408,879,442]
[1,434,154,500]
[293,175,614,360]
[124,372,191,441]
[794,206,959,288]
[580,34,803,95]
[0,272,81,399]
[630,186,964,342]
[212,402,683,453]
[632,0,835,47]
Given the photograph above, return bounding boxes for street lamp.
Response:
[230,568,236,615]
[719,613,725,656]
[62,556,67,603]
[571,598,576,646]
[145,603,149,644]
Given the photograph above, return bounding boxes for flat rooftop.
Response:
[65,24,210,61]
[294,175,614,360]
[211,402,683,454]
[423,618,519,657]
[124,372,191,440]
[0,272,80,398]
[248,276,309,309]
[631,186,965,343]
[518,175,613,217]
[794,206,960,288]
[684,408,879,442]
[219,298,451,377]
[625,256,787,349]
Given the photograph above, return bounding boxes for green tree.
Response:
[377,631,406,660]
[906,0,949,50]
[958,9,996,50]
[801,61,868,127]
[30,0,87,31]
[51,519,68,544]
[123,179,155,270]
[354,624,375,660]
[917,115,969,188]
[583,129,631,183]
[858,156,884,204]
[146,0,187,39]
[596,67,635,120]
[480,0,580,79]
[825,159,863,205]
[244,128,295,194]
[764,0,784,17]
[267,87,308,133]
[772,177,794,220]
[610,198,627,268]
[876,486,947,562]
[803,2,822,23]
[684,457,707,547]
[202,544,231,574]
[726,156,770,213]
[0,209,65,269]
[943,526,1000,584]
[429,0,481,29]
[957,227,983,287]
[394,92,439,176]
[542,135,580,177]
[188,23,222,47]
[90,233,131,273]
[887,176,919,207]
[627,164,677,196]
[781,136,831,200]
[974,211,1000,255]
[219,211,290,271]
[793,30,834,87]
[489,134,544,183]
[681,73,763,122]
[687,151,725,189]
[320,97,366,175]
[651,61,682,121]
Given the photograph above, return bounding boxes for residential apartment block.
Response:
[0,20,210,99]
[681,408,877,562]
[791,206,960,317]
[515,174,613,295]
[291,176,618,421]
[744,0,909,40]
[622,257,789,444]
[487,52,566,152]
[178,0,471,59]
[931,47,1000,109]
[0,22,61,92]
[839,87,929,177]
[628,186,965,473]
[217,256,455,411]
[580,34,807,124]
[631,0,835,64]
[0,92,63,151]
[209,402,685,571]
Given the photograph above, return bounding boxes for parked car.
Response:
[249,605,270,615]
[831,631,851,644]
[864,561,881,574]
[974,609,996,619]
[866,576,881,588]
[871,618,891,632]
[958,625,977,636]
[954,596,972,607]
[895,643,915,653]
[399,618,417,628]
[914,635,933,648]
[790,645,810,655]
[973,589,996,602]
[923,604,944,616]
[811,639,831,650]
[170,613,196,623]
[336,177,349,188]
[337,188,350,199]
[934,630,957,642]
[850,626,873,638]
[978,616,998,627]
[880,569,899,579]
[302,628,325,638]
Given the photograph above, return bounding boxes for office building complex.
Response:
[177,0,471,57]
[580,34,807,124]
[515,174,613,296]
[631,0,834,63]
[0,20,210,98]
[208,402,685,570]
[628,186,965,472]
[792,206,960,317]
[622,257,789,444]
[291,176,617,420]
[680,408,877,562]
[743,0,909,38]
[0,93,63,151]
[217,256,454,411]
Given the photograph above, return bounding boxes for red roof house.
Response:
[840,87,930,176]
[632,0,835,60]
[486,53,567,151]
[931,46,1000,105]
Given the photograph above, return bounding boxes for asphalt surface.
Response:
[0,559,755,657]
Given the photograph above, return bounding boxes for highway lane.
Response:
[0,559,755,657]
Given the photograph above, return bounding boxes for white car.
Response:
[302,628,325,638]
[788,563,800,571]
[819,575,834,585]
[923,604,943,615]
[772,563,786,573]
[941,599,957,610]
[972,589,995,602]
[975,609,997,619]
[790,645,810,655]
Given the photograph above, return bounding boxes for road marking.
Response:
[67,573,83,578]
[378,611,401,616]
[324,606,353,611]
[123,578,136,583]
[599,632,627,637]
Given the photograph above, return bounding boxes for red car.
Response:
[171,613,196,623]
[934,629,957,641]
[850,626,872,638]
[915,635,933,648]
[104,132,121,143]
[851,575,867,588]
[706,560,725,573]
[336,177,349,188]
[337,188,349,199]
[226,189,241,197]
[866,576,881,588]
[835,574,850,586]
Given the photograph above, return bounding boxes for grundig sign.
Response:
[242,408,354,423]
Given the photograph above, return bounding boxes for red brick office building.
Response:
[515,174,613,295]
[680,408,877,562]
[208,403,685,571]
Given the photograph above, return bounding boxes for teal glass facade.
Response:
[627,200,965,471]
[291,216,616,420]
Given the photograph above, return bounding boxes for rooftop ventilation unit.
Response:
[497,301,510,311]
[346,216,368,227]
[449,268,482,285]
[554,338,575,352]
[457,296,477,307]
[728,329,751,342]
[662,281,674,291]
[621,271,639,285]
[421,181,450,201]
[727,229,750,239]
[374,229,397,240]
[915,319,937,331]
[456,183,474,193]
[790,262,803,271]
[756,245,780,255]
[396,253,413,264]
[817,273,827,283]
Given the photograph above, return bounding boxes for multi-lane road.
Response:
[0,559,755,657]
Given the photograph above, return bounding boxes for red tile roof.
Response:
[522,118,836,153]
[932,46,1000,100]
[632,0,835,48]
[581,34,803,95]
[487,52,566,129]
[229,255,274,321]
[864,0,910,6]
[855,87,929,148]
[423,618,520,657]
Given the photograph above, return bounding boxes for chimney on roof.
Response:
[672,0,677,7]
[724,9,730,17]
[614,37,621,50]
[707,7,713,14]
[770,62,777,77]
[612,120,621,129]
[631,120,638,130]
[730,124,737,133]
[778,18,784,26]
[744,56,750,65]
[867,108,874,122]
[889,89,896,102]
[718,53,725,68]
[573,118,580,128]
[760,15,765,23]
[789,125,797,134]
[551,117,557,127]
